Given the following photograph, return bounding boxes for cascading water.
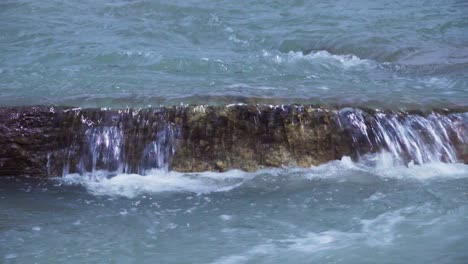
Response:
[60,111,179,179]
[372,113,464,164]
[61,107,467,181]
[2,106,467,264]
[4,1,468,262]
[140,123,178,175]
[78,126,125,178]
[336,108,466,165]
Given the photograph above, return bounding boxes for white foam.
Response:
[281,205,433,252]
[363,152,468,180]
[361,207,409,246]
[211,231,356,264]
[120,50,158,58]
[373,161,468,180]
[263,49,372,68]
[304,153,468,181]
[365,192,386,201]
[211,207,416,260]
[59,153,468,198]
[290,50,371,67]
[302,156,374,181]
[4,254,17,259]
[281,230,361,253]
[219,214,233,221]
[61,169,252,198]
[423,76,455,89]
[228,35,248,45]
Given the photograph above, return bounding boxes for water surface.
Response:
[1,0,467,108]
[1,157,468,263]
[2,1,468,263]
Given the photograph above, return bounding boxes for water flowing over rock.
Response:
[0,105,466,178]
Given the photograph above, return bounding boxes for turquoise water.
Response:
[2,1,468,263]
[2,158,468,264]
[1,0,467,108]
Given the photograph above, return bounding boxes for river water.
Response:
[1,0,468,263]
[1,0,467,109]
[1,156,468,263]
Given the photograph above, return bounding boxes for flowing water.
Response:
[1,0,467,109]
[2,158,468,263]
[1,0,468,263]
[1,109,467,263]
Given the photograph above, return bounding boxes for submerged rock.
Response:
[0,105,466,177]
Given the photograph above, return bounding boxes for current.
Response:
[1,0,467,109]
[1,0,468,263]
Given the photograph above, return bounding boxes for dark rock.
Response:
[0,105,466,178]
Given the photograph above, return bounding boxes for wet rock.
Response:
[215,161,226,172]
[0,105,466,178]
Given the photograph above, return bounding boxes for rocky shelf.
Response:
[0,105,466,177]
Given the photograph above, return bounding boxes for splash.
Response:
[61,111,180,178]
[263,50,372,68]
[61,169,251,198]
[78,126,125,177]
[60,154,468,197]
[336,109,466,165]
[55,106,466,194]
[140,123,178,174]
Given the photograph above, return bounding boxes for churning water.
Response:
[1,0,468,263]
[1,0,467,108]
[1,108,467,263]
[1,157,468,263]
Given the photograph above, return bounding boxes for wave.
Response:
[262,50,373,68]
[60,169,252,198]
[304,154,468,181]
[59,153,468,198]
[210,203,467,263]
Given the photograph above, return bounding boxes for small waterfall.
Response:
[50,106,466,179]
[372,113,463,164]
[61,110,179,178]
[140,123,178,174]
[78,126,125,177]
[337,108,467,165]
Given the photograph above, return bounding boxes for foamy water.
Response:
[2,0,468,262]
[2,155,467,263]
[59,153,468,198]
[1,0,467,109]
[60,169,251,198]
